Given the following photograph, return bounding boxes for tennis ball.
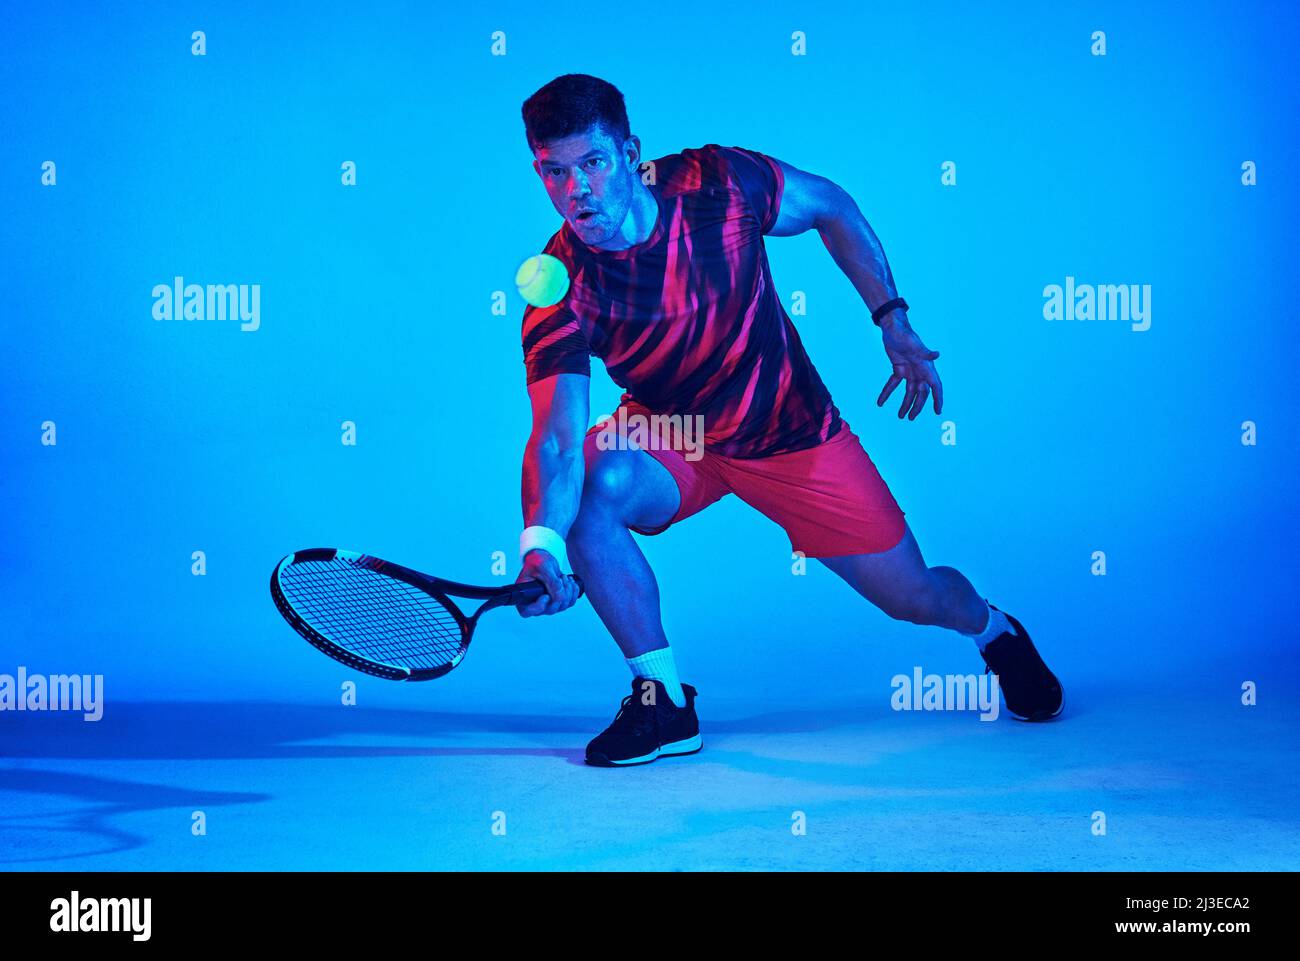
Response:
[515,254,571,308]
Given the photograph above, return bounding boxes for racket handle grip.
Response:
[514,574,584,605]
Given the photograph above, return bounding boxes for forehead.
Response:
[534,126,619,166]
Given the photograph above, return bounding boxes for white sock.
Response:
[625,647,686,708]
[961,601,1013,652]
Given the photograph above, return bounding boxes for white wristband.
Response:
[520,525,570,573]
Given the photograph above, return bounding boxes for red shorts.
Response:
[583,406,907,558]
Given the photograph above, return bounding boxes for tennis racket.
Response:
[270,548,584,681]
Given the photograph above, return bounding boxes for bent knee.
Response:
[582,449,639,509]
[573,445,679,543]
[568,451,640,554]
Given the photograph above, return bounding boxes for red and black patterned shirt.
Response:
[522,143,842,459]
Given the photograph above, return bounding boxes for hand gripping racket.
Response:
[270,548,584,681]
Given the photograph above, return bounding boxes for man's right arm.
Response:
[517,371,589,617]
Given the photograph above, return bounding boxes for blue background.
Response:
[3,2,1296,724]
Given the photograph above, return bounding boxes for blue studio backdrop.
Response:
[2,0,1297,870]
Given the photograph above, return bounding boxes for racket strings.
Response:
[278,560,466,670]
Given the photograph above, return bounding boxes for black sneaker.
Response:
[979,604,1064,721]
[585,677,702,767]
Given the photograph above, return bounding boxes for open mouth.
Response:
[575,210,597,222]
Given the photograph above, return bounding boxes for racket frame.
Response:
[270,548,562,682]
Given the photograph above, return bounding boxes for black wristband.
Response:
[871,297,909,326]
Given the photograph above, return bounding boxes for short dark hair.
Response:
[521,74,631,153]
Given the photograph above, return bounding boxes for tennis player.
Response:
[515,74,1063,766]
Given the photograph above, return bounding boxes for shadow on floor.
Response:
[0,699,901,762]
[0,700,891,864]
[0,768,270,865]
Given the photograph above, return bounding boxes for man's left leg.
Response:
[818,527,1064,720]
[817,525,987,635]
[713,421,1064,720]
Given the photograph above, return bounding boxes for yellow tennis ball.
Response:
[515,254,571,308]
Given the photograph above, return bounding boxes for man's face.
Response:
[533,124,639,247]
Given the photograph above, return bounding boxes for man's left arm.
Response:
[767,157,944,421]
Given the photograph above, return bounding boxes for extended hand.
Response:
[876,320,944,420]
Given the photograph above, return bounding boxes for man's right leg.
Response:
[568,443,708,765]
[566,444,681,659]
